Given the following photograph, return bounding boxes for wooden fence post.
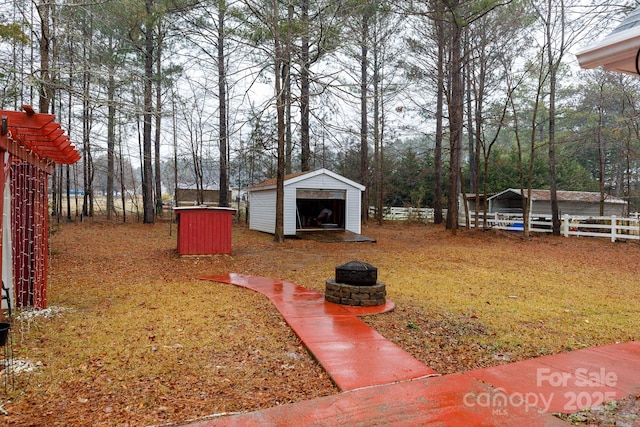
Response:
[563,214,569,238]
[611,216,617,243]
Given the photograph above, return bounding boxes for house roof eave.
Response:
[576,26,640,75]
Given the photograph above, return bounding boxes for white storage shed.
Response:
[249,168,365,236]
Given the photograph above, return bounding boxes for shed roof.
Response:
[489,188,627,204]
[250,168,365,191]
[576,6,640,75]
[1,105,80,173]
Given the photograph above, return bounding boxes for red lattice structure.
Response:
[1,105,80,310]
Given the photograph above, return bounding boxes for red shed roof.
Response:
[251,171,310,189]
[1,105,80,173]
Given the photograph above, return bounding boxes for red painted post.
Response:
[0,152,6,303]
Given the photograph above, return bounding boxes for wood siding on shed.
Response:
[175,208,235,255]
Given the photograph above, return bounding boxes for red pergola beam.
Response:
[0,106,79,311]
[1,105,80,171]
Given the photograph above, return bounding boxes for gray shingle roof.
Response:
[611,6,640,35]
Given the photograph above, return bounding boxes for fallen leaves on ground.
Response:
[1,219,639,426]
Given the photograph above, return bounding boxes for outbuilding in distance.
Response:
[248,168,365,237]
[487,188,628,217]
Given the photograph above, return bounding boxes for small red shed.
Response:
[174,206,236,255]
[1,105,80,310]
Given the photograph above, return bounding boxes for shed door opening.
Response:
[296,189,346,231]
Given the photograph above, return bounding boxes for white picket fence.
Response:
[461,211,640,242]
[372,206,640,242]
[369,206,435,222]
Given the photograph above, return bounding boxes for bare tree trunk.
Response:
[52,166,59,221]
[464,29,475,197]
[546,0,561,235]
[66,165,71,221]
[172,93,179,208]
[507,51,545,239]
[372,15,383,226]
[465,47,477,229]
[274,0,286,242]
[37,0,51,114]
[433,3,444,225]
[142,0,155,223]
[118,132,127,223]
[107,62,116,220]
[300,0,311,172]
[597,78,606,216]
[66,35,73,221]
[469,26,487,229]
[360,13,370,226]
[154,30,163,215]
[446,9,463,234]
[81,12,94,219]
[218,0,229,207]
[284,1,293,175]
[50,5,61,221]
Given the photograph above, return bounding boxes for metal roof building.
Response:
[488,188,627,217]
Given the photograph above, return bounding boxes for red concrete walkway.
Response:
[200,273,437,390]
[196,274,640,426]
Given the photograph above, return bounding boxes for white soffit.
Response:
[576,7,640,76]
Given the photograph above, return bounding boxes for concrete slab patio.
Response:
[195,274,640,426]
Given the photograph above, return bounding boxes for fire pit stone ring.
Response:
[325,261,386,306]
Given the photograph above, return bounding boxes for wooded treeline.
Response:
[1,0,638,239]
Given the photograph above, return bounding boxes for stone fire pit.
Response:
[325,261,386,306]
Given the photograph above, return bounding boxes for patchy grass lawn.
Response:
[2,219,639,426]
